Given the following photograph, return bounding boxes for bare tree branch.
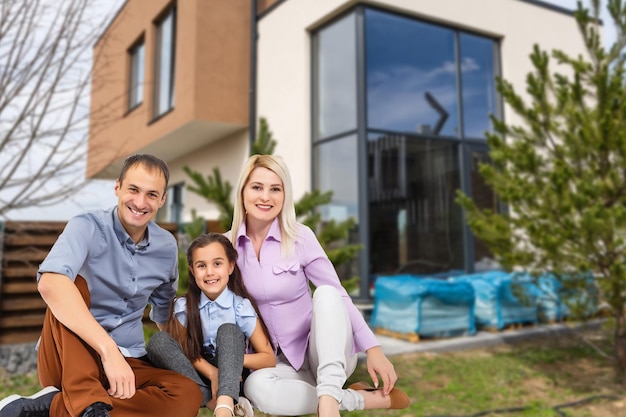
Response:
[0,0,121,218]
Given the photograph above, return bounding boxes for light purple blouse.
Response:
[234,218,379,370]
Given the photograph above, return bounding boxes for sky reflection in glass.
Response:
[317,13,357,139]
[365,9,496,140]
[460,33,497,139]
[366,9,459,136]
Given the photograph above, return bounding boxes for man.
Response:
[0,154,202,417]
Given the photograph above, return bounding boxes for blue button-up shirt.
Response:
[173,288,257,357]
[38,206,178,358]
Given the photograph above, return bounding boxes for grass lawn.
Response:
[1,325,625,416]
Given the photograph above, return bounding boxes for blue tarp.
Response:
[370,275,476,337]
[533,271,598,320]
[450,271,539,330]
[519,273,569,322]
[370,269,599,338]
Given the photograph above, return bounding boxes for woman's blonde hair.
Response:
[230,155,298,258]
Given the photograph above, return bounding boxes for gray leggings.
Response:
[147,323,245,406]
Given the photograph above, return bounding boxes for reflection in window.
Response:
[128,40,144,110]
[368,134,464,276]
[469,150,499,270]
[315,135,359,222]
[154,6,176,117]
[460,33,497,139]
[314,135,360,281]
[315,12,357,139]
[381,148,399,189]
[365,9,459,136]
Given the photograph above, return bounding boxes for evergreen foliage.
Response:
[182,166,233,232]
[250,117,277,156]
[456,0,626,382]
[294,189,363,293]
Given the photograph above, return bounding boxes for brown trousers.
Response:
[36,276,202,417]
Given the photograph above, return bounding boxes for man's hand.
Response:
[39,273,137,398]
[102,348,136,399]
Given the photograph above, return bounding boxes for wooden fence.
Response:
[0,220,221,345]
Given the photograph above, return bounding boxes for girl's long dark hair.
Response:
[166,233,272,361]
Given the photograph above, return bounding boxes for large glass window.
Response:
[365,9,459,137]
[368,134,464,276]
[128,39,144,110]
[313,6,500,298]
[468,148,499,270]
[460,33,497,139]
[315,136,359,222]
[314,135,360,283]
[153,6,176,118]
[315,12,357,139]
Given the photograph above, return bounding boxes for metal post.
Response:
[249,0,258,150]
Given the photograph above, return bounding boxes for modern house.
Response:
[87,0,588,300]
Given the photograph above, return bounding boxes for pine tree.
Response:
[183,166,233,232]
[456,0,626,383]
[183,117,362,291]
[295,189,362,293]
[250,117,277,156]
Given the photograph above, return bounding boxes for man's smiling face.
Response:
[114,163,166,242]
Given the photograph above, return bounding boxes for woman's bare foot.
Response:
[317,394,340,417]
[359,389,392,409]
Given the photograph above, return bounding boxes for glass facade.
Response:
[315,135,359,222]
[315,13,357,140]
[313,6,501,299]
[314,135,360,282]
[459,33,497,139]
[368,134,464,277]
[467,147,499,269]
[153,6,176,118]
[365,10,459,137]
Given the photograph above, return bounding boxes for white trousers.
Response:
[243,285,364,415]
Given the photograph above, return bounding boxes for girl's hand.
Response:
[193,357,219,402]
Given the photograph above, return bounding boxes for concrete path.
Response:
[363,318,604,358]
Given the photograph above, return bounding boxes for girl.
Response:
[148,233,275,417]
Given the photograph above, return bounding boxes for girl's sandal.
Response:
[214,404,235,417]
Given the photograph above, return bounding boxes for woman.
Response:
[228,154,410,417]
[147,233,275,417]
